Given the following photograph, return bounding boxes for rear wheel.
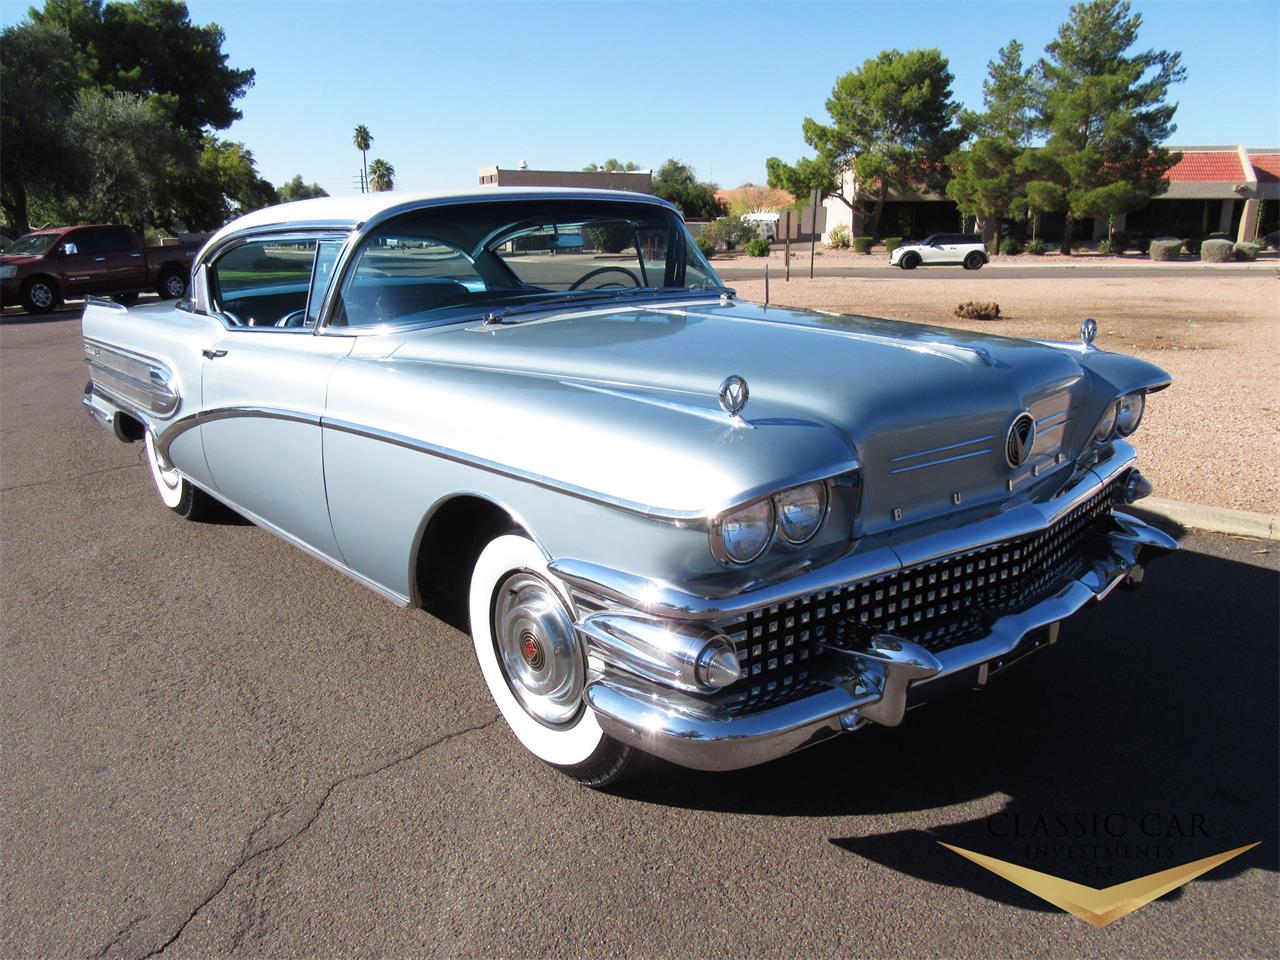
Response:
[468,533,636,788]
[157,269,187,300]
[20,276,58,314]
[964,252,985,270]
[145,431,216,520]
[900,252,920,270]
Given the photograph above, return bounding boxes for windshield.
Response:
[7,233,60,256]
[331,199,724,329]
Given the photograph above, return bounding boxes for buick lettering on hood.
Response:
[81,190,1175,787]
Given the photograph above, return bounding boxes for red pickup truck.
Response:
[0,224,202,314]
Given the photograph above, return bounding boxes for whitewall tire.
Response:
[145,431,214,520]
[468,533,635,785]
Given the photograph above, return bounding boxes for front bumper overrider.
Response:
[553,451,1176,772]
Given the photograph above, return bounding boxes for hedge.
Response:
[883,237,904,254]
[1149,238,1183,261]
[853,236,875,255]
[1200,238,1234,263]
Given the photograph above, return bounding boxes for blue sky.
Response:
[8,0,1280,195]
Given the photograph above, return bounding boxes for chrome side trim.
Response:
[154,406,322,462]
[888,446,993,475]
[890,434,996,463]
[322,416,857,525]
[83,339,179,416]
[550,444,1141,621]
[584,511,1176,771]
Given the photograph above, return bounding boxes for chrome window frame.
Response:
[201,228,355,333]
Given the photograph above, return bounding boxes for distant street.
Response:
[715,262,1274,281]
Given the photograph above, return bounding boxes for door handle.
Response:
[94,257,106,262]
[201,348,228,359]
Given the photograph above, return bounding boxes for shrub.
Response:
[826,224,851,249]
[1232,242,1262,262]
[954,300,1001,321]
[1183,237,1203,255]
[1260,230,1279,250]
[1200,238,1234,262]
[694,234,717,258]
[700,215,756,251]
[1025,238,1048,256]
[853,235,875,255]
[1097,239,1115,255]
[1130,234,1151,254]
[998,237,1023,255]
[744,236,771,257]
[1206,232,1229,242]
[883,236,904,254]
[1149,238,1183,261]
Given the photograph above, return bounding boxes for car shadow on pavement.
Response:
[621,538,1279,905]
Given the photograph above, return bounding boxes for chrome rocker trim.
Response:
[582,510,1176,772]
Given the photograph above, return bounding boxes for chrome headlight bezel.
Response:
[1115,391,1145,436]
[775,480,829,545]
[1089,400,1119,446]
[710,497,776,565]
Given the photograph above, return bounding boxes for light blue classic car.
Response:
[81,189,1175,787]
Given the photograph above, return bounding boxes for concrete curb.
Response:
[1119,497,1280,541]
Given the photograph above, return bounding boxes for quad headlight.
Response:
[713,498,775,564]
[1090,391,1146,446]
[1115,392,1145,436]
[775,481,828,544]
[712,480,833,564]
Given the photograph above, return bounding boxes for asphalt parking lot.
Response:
[2,309,1277,959]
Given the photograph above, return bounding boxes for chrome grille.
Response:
[84,340,178,415]
[716,476,1123,711]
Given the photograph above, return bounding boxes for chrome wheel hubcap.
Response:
[492,571,583,726]
[166,276,184,296]
[31,284,52,307]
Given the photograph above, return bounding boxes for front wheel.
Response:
[145,432,216,519]
[900,252,920,270]
[964,252,986,270]
[468,533,636,788]
[20,277,58,314]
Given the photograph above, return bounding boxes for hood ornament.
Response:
[718,375,749,417]
[1080,317,1098,348]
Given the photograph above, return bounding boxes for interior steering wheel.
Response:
[568,266,642,291]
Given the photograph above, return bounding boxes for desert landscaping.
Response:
[731,273,1280,514]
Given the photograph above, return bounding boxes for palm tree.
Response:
[352,124,373,193]
[368,158,395,192]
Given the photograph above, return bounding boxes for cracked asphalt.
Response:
[2,309,1277,959]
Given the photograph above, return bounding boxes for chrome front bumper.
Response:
[556,449,1176,772]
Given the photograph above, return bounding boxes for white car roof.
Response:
[204,187,675,252]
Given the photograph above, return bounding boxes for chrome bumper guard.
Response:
[565,458,1176,771]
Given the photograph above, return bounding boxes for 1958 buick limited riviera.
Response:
[81,188,1176,787]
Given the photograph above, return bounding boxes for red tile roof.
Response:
[1166,151,1245,183]
[1249,153,1280,184]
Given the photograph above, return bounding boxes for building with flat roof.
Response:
[820,145,1278,244]
[478,165,652,194]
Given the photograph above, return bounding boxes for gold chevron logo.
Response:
[939,841,1260,927]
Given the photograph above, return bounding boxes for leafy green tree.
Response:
[1027,0,1184,254]
[769,49,963,235]
[179,137,277,229]
[0,21,83,234]
[652,159,724,220]
[368,158,395,192]
[946,41,1036,252]
[583,159,640,172]
[30,0,254,136]
[353,124,373,192]
[278,175,329,202]
[58,90,195,231]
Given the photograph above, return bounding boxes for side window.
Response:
[100,227,135,253]
[336,233,485,327]
[211,238,318,328]
[66,229,104,255]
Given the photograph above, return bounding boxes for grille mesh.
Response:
[717,476,1123,712]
